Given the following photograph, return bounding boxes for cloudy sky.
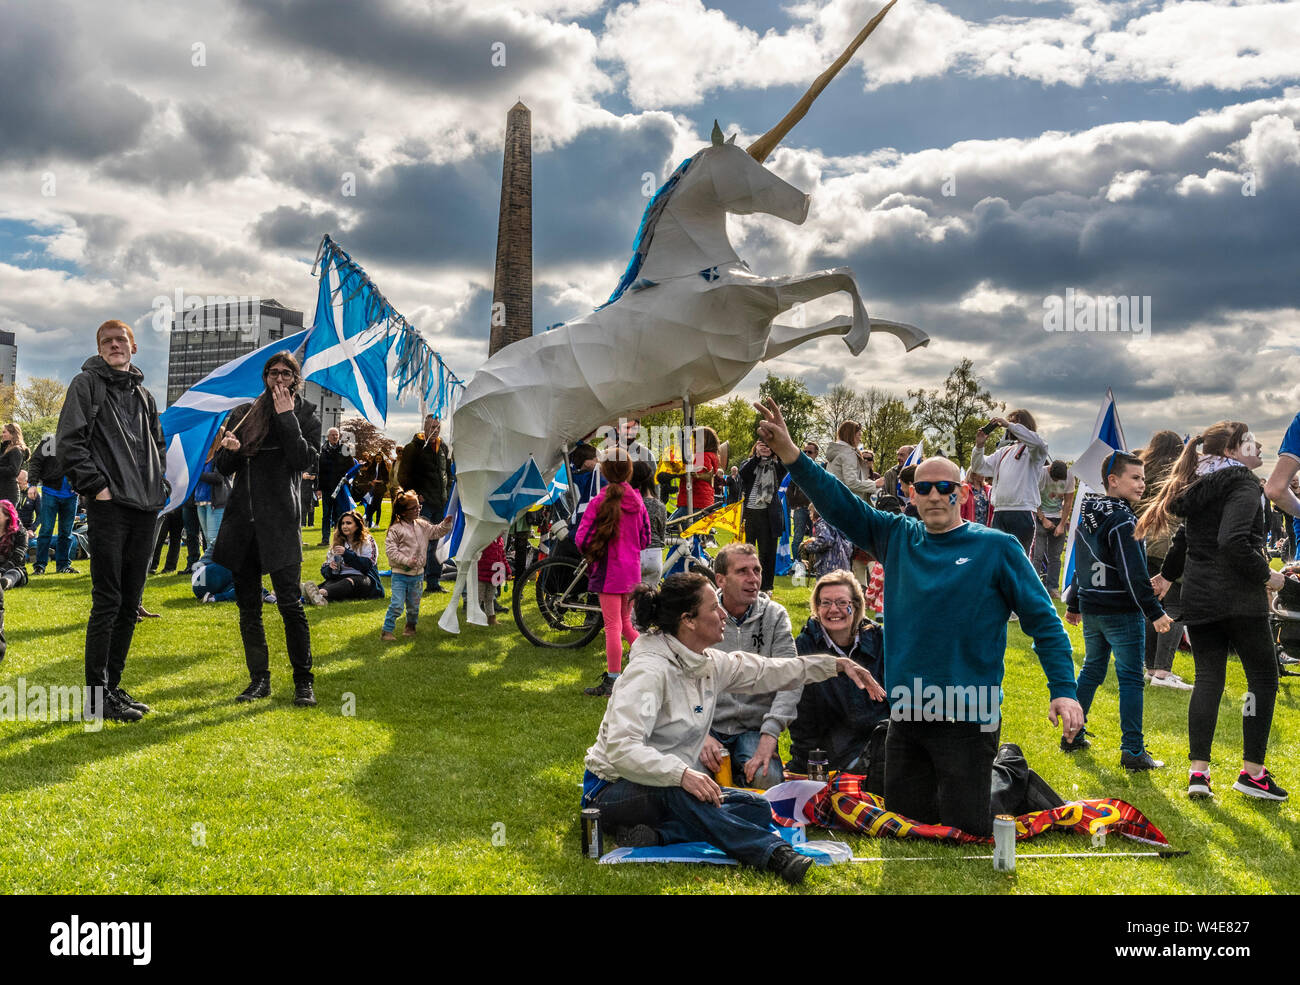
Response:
[2,0,1298,459]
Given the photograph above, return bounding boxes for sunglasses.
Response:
[913,480,959,496]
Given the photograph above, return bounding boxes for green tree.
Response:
[814,383,870,446]
[696,395,758,463]
[866,396,923,464]
[15,376,66,422]
[758,373,817,446]
[907,358,1003,465]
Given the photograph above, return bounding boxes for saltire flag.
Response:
[488,457,548,521]
[435,484,465,565]
[159,328,312,514]
[529,463,569,512]
[1062,389,1127,595]
[896,440,924,497]
[775,473,793,576]
[332,461,362,516]
[301,241,395,425]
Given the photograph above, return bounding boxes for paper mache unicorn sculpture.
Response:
[439,0,926,631]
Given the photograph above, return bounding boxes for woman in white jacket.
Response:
[583,572,881,883]
[970,411,1049,555]
[824,421,876,501]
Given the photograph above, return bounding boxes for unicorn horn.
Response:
[747,0,898,163]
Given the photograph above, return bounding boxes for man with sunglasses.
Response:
[754,398,1082,837]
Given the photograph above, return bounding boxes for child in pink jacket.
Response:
[575,454,650,696]
[382,490,452,641]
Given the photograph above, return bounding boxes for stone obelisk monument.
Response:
[488,102,533,356]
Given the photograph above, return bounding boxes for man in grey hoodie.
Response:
[700,543,799,788]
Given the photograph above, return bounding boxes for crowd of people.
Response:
[5,319,1297,885]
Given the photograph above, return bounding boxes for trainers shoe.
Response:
[1188,771,1213,799]
[91,688,143,723]
[1279,651,1300,666]
[767,844,815,885]
[1149,673,1193,690]
[583,672,615,697]
[112,687,151,714]
[301,581,325,606]
[1060,728,1091,753]
[57,565,80,574]
[381,630,397,641]
[403,623,416,637]
[1121,750,1165,771]
[1233,769,1288,801]
[293,682,317,707]
[614,824,660,848]
[236,677,271,702]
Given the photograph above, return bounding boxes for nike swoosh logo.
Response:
[955,557,970,565]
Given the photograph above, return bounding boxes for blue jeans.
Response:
[589,778,782,869]
[790,506,810,559]
[196,503,225,564]
[384,573,424,632]
[35,493,78,569]
[1076,611,1148,756]
[710,728,786,790]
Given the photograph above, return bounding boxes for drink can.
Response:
[992,814,1016,871]
[581,807,603,859]
[714,750,733,788]
[808,749,829,784]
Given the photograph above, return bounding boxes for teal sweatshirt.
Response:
[787,453,1076,724]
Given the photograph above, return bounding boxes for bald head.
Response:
[914,456,960,482]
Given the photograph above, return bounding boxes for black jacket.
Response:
[27,440,71,494]
[1160,465,1270,623]
[316,441,355,497]
[0,528,28,572]
[1066,495,1164,622]
[738,455,788,538]
[56,356,167,512]
[0,443,25,506]
[397,433,452,512]
[788,617,888,773]
[198,466,231,509]
[212,396,320,574]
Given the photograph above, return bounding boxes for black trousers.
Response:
[1186,616,1277,764]
[229,536,313,685]
[152,509,184,571]
[743,507,777,592]
[181,502,203,568]
[320,574,371,600]
[85,501,158,689]
[991,509,1035,555]
[884,719,1001,837]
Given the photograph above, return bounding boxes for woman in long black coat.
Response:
[213,353,321,706]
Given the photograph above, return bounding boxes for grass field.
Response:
[1,506,1297,894]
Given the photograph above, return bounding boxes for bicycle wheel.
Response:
[513,556,604,649]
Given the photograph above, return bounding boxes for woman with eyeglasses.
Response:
[212,353,322,707]
[1139,421,1288,801]
[583,572,881,884]
[788,570,888,781]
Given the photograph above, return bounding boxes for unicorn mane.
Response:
[597,154,697,310]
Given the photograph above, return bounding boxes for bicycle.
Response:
[512,499,728,649]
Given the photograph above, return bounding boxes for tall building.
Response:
[165,297,343,432]
[488,101,533,356]
[0,331,16,388]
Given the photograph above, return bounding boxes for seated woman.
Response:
[582,572,882,884]
[788,570,889,780]
[0,499,29,590]
[192,560,275,604]
[303,510,383,605]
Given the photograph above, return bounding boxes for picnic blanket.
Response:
[788,773,1171,848]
